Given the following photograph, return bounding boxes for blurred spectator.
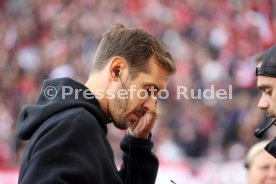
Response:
[245,140,276,184]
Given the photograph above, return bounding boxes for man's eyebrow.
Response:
[258,84,272,91]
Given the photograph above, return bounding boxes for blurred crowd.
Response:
[0,0,275,178]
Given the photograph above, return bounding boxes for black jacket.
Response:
[16,78,159,184]
[265,138,276,158]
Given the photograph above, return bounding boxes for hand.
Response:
[128,112,157,139]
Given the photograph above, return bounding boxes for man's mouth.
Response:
[135,109,146,117]
[134,112,141,119]
[128,113,139,124]
[127,110,146,125]
[266,111,275,118]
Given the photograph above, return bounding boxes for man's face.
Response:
[247,150,276,184]
[257,75,276,118]
[109,56,170,130]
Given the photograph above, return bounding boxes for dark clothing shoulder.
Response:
[265,137,276,158]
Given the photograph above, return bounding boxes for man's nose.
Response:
[258,94,269,110]
[142,97,157,113]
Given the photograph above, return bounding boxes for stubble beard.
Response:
[109,96,129,130]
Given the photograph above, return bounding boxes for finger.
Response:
[141,113,156,132]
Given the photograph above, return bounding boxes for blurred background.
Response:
[0,0,275,183]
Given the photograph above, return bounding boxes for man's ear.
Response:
[109,56,127,79]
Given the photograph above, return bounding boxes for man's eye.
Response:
[144,87,151,94]
[145,86,158,96]
[265,90,272,95]
[145,87,151,92]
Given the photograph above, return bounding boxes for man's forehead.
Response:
[142,77,168,90]
[139,59,171,89]
[257,75,276,87]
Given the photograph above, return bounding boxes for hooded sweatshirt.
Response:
[16,77,159,184]
[265,138,276,158]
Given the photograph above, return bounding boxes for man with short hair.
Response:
[255,44,276,158]
[16,24,176,183]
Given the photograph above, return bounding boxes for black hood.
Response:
[16,77,107,140]
[265,137,276,158]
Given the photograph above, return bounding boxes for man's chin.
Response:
[113,121,128,130]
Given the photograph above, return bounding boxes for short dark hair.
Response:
[91,24,176,78]
[254,52,264,65]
